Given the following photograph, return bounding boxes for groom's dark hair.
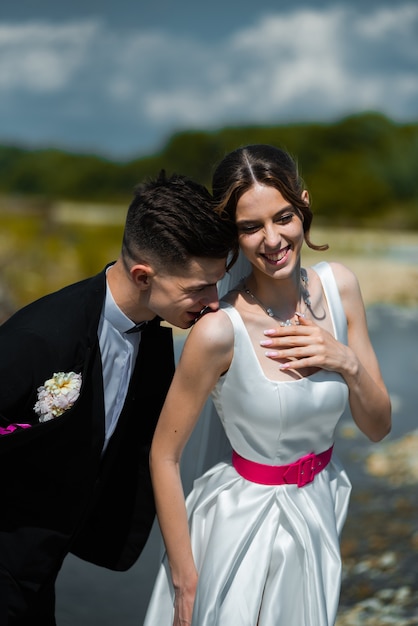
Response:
[122,170,237,271]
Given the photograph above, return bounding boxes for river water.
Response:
[55,304,418,625]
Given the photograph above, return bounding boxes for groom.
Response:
[0,171,237,625]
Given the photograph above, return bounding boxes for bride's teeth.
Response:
[266,249,286,261]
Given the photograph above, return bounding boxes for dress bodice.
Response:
[210,262,349,464]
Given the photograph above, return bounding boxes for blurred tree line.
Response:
[0,112,417,228]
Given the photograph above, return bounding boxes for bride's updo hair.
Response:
[212,144,328,251]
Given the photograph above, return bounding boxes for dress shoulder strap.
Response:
[218,301,244,329]
[312,262,348,344]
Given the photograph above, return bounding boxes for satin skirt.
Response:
[144,455,351,626]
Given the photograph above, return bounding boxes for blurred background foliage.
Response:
[1,111,417,227]
[1,111,417,316]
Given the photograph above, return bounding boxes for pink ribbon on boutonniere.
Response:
[0,423,31,435]
[0,370,82,435]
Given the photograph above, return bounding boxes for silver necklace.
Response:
[242,269,311,327]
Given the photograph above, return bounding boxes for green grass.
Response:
[1,202,417,311]
[0,206,123,307]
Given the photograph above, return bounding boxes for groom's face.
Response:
[148,256,226,329]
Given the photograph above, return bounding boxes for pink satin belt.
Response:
[232,445,333,488]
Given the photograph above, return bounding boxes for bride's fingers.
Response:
[261,335,320,352]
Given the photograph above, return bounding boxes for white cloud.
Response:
[355,3,418,39]
[0,21,100,91]
[141,3,418,126]
[0,3,416,154]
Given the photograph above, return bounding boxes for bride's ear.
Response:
[301,190,309,204]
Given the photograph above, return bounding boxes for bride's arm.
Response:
[331,262,391,441]
[149,310,233,625]
[261,262,391,442]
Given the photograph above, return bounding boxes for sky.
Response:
[0,0,417,160]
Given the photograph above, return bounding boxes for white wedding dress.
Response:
[144,261,352,626]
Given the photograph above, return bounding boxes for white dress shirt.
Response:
[98,279,141,450]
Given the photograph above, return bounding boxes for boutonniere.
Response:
[34,371,82,423]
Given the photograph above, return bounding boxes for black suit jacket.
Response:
[0,268,174,599]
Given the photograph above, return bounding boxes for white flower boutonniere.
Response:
[34,371,82,423]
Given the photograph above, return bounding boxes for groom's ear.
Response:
[130,263,155,290]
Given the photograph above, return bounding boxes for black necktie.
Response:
[125,321,148,334]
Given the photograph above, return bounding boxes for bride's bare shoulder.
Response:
[188,306,234,350]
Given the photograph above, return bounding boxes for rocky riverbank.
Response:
[336,432,418,625]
